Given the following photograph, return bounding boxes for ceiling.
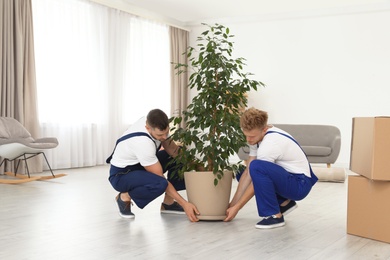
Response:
[122,0,389,26]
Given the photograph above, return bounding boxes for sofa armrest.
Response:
[328,135,341,163]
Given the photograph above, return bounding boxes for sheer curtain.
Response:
[32,0,170,169]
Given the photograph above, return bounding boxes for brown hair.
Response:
[240,107,268,131]
[147,109,169,131]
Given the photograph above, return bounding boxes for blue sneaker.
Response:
[255,215,285,229]
[160,201,185,214]
[116,193,135,219]
[280,200,297,215]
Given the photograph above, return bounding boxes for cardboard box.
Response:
[347,175,390,243]
[350,117,390,180]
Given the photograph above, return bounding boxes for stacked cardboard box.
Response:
[347,117,390,244]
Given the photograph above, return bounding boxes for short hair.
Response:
[146,109,169,131]
[240,107,268,131]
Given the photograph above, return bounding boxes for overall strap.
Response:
[265,130,318,184]
[106,132,157,164]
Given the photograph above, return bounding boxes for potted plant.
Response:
[171,23,265,220]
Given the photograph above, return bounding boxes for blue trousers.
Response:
[108,150,185,209]
[249,160,314,217]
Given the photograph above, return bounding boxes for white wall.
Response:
[188,9,390,167]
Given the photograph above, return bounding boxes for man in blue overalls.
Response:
[108,109,199,222]
[224,107,318,229]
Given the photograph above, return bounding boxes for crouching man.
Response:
[224,107,318,229]
[108,109,199,222]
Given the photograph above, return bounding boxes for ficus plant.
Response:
[170,23,265,185]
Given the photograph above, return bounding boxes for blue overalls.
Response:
[107,132,184,209]
[246,131,318,217]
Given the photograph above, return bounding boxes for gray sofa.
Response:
[238,124,341,167]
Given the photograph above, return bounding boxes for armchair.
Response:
[0,117,64,184]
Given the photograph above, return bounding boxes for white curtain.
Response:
[32,0,170,169]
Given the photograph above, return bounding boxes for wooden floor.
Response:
[1,165,390,260]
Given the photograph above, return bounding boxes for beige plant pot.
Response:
[184,171,233,221]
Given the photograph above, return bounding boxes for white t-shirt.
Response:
[110,116,161,168]
[248,126,311,177]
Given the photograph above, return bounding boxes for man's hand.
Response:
[183,202,200,222]
[224,205,239,222]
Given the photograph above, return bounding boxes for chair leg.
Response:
[23,154,31,178]
[1,152,62,182]
[5,152,55,178]
[23,152,55,178]
[15,159,22,175]
[41,152,55,177]
[0,158,5,168]
[1,157,28,177]
[1,158,20,176]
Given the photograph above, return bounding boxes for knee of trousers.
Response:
[130,178,168,206]
[249,160,276,177]
[150,177,169,194]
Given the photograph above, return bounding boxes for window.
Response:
[32,0,170,168]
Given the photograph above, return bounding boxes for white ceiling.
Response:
[122,0,389,25]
